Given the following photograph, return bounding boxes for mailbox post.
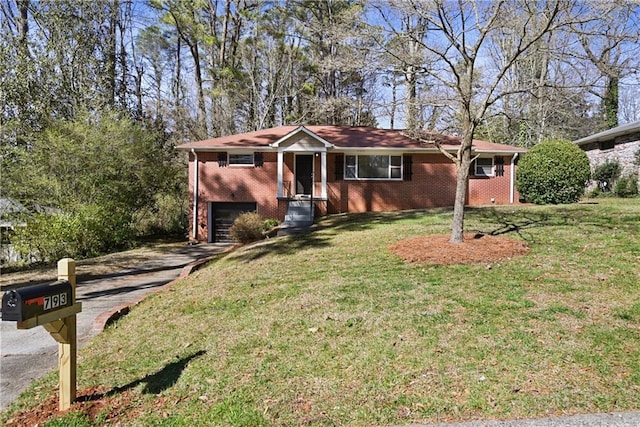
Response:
[49,258,78,411]
[1,258,81,411]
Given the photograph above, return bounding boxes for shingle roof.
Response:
[176,125,526,153]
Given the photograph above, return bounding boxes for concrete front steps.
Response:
[278,199,315,236]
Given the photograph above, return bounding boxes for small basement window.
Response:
[229,153,254,166]
[475,157,494,176]
[599,141,615,150]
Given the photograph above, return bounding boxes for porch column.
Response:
[321,151,327,199]
[277,150,284,198]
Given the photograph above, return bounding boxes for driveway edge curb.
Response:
[91,252,224,334]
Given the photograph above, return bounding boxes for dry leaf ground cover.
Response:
[0,240,186,289]
[2,199,640,426]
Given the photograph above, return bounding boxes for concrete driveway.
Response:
[0,242,230,410]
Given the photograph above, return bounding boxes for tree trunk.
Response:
[117,9,129,109]
[191,41,208,136]
[405,65,418,132]
[390,73,397,129]
[17,0,29,58]
[604,76,619,129]
[219,0,231,65]
[173,37,182,109]
[106,0,118,106]
[450,136,472,243]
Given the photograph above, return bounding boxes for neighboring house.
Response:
[0,198,28,265]
[574,120,640,188]
[177,126,526,242]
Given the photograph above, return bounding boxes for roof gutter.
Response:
[574,120,640,145]
[191,149,199,241]
[510,152,519,204]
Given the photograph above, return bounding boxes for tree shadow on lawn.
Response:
[314,208,439,234]
[112,350,207,395]
[79,350,207,403]
[467,204,636,242]
[227,204,637,263]
[229,209,437,263]
[229,231,332,262]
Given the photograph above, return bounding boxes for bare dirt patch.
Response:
[390,233,530,265]
[4,387,116,426]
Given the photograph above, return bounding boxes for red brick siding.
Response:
[189,151,282,241]
[326,153,457,213]
[188,151,521,241]
[468,157,519,205]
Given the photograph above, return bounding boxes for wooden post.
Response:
[56,258,77,411]
[10,258,82,409]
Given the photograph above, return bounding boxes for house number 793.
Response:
[44,293,67,311]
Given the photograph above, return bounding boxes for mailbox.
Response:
[1,280,73,322]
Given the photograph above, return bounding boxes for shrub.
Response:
[263,218,280,230]
[11,204,133,263]
[516,138,591,204]
[133,193,188,237]
[588,187,602,198]
[592,160,621,192]
[614,174,639,198]
[229,212,266,243]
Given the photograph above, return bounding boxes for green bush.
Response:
[133,193,189,237]
[12,204,133,263]
[516,138,591,204]
[614,174,639,198]
[263,218,280,230]
[229,212,267,244]
[592,160,621,192]
[3,111,184,262]
[588,187,602,198]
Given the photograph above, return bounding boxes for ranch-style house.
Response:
[177,125,526,242]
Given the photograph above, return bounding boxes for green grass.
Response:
[3,198,640,426]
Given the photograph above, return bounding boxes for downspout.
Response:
[510,152,519,204]
[191,149,199,241]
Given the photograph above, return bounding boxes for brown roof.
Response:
[176,125,526,153]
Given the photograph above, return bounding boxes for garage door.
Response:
[208,202,257,243]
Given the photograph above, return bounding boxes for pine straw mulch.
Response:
[390,233,530,265]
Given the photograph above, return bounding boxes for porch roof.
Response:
[176,125,526,154]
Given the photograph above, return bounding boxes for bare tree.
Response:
[290,0,377,126]
[571,1,640,129]
[477,7,600,146]
[379,0,573,243]
[375,5,429,132]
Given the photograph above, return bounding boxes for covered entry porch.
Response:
[272,126,332,202]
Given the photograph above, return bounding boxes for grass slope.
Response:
[3,199,640,426]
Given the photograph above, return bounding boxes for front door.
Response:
[295,154,314,196]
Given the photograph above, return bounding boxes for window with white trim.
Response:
[475,157,494,176]
[345,155,403,180]
[229,153,254,166]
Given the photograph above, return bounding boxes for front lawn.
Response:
[3,198,640,426]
